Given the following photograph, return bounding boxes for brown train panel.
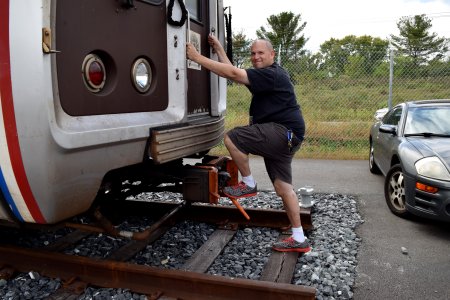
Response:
[55,0,169,116]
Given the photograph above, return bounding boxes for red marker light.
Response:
[88,61,104,86]
[82,54,106,93]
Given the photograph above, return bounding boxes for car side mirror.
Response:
[379,124,397,135]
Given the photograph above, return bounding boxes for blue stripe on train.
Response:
[0,166,24,222]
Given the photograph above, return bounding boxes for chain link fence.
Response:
[211,48,450,160]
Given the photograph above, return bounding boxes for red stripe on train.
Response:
[0,0,46,223]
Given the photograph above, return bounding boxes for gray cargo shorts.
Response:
[226,122,302,184]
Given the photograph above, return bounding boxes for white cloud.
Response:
[223,0,450,52]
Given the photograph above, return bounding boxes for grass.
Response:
[209,76,450,160]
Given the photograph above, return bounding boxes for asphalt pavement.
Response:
[249,158,450,300]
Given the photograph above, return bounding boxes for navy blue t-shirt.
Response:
[245,63,305,139]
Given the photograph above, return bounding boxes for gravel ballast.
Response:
[0,191,364,300]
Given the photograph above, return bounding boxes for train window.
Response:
[131,58,152,93]
[82,54,106,93]
[185,0,201,22]
[138,0,165,5]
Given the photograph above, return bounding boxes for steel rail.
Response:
[0,245,316,300]
[0,198,314,299]
[98,200,313,230]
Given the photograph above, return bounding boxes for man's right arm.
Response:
[186,42,249,85]
[208,34,232,65]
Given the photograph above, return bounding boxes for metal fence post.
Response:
[388,49,394,110]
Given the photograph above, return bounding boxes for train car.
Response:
[0,0,229,225]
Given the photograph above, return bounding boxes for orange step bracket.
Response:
[228,197,250,220]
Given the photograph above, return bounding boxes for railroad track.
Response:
[0,200,316,299]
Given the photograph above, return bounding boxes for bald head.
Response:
[250,39,276,68]
[252,39,274,51]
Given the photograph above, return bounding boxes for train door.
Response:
[186,0,213,117]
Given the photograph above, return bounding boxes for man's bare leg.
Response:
[224,133,251,177]
[272,179,310,252]
[273,179,301,228]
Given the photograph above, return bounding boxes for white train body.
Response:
[0,0,227,224]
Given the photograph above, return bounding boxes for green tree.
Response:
[393,55,416,77]
[256,11,308,62]
[232,30,251,69]
[390,14,449,66]
[427,58,450,77]
[291,51,328,81]
[344,55,366,78]
[319,35,388,77]
[353,36,389,75]
[319,36,355,76]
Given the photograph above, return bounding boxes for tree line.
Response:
[230,12,449,79]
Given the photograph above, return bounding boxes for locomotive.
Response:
[0,0,232,225]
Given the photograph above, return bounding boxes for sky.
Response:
[222,0,450,52]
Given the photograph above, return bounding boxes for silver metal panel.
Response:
[151,117,225,164]
[209,0,227,117]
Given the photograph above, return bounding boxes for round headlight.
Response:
[416,156,450,181]
[82,54,106,93]
[131,58,152,93]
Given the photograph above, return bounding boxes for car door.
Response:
[375,106,403,173]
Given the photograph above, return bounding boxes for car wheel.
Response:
[384,164,410,218]
[369,141,381,174]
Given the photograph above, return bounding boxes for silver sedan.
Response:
[369,99,450,222]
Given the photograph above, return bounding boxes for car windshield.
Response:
[404,106,450,136]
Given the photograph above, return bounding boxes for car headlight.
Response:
[415,157,450,181]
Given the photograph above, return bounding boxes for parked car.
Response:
[369,99,450,222]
